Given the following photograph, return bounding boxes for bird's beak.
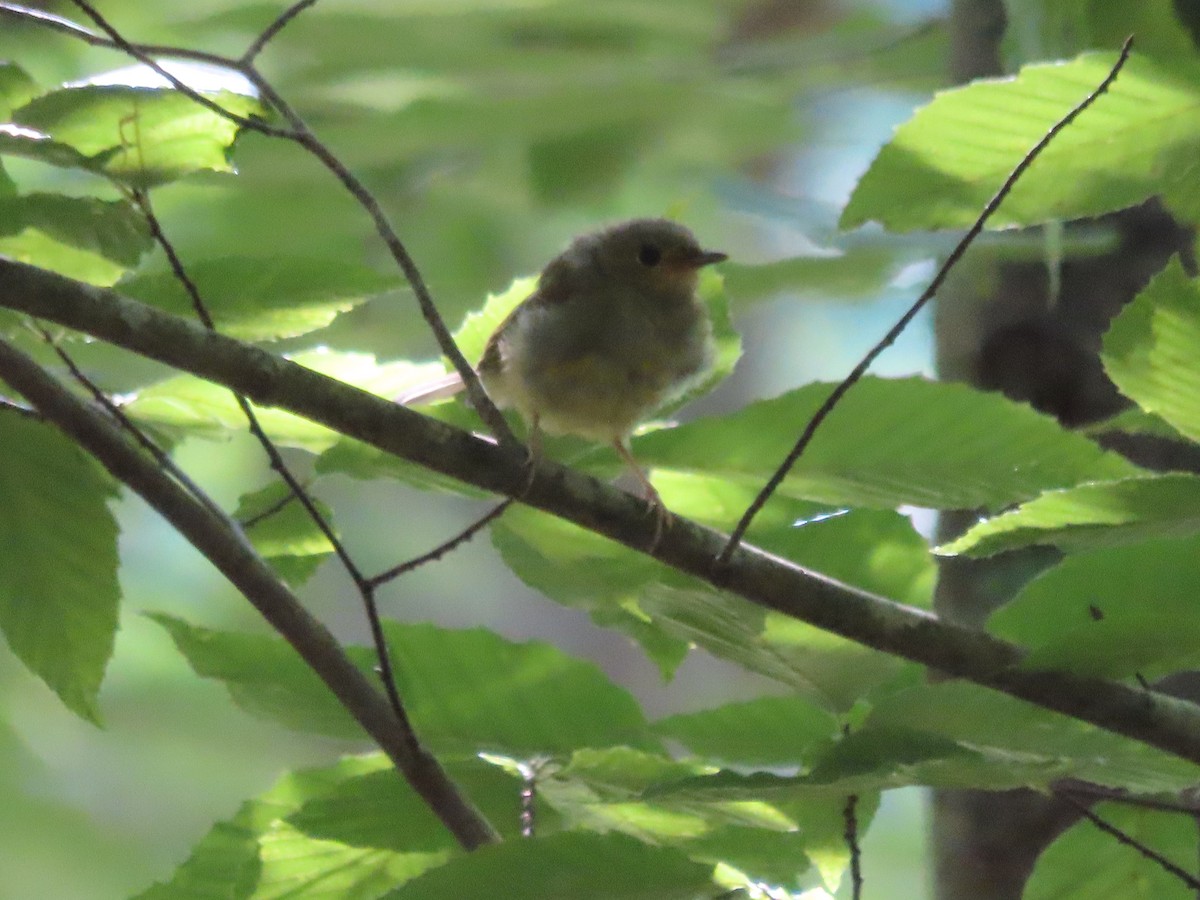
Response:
[673,248,728,269]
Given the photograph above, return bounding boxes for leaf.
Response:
[843,51,1200,231]
[383,831,714,900]
[0,417,119,722]
[133,754,451,900]
[0,62,38,118]
[148,615,654,755]
[117,257,398,342]
[1103,257,1200,443]
[864,682,1200,794]
[124,351,429,451]
[12,70,265,187]
[234,483,336,587]
[287,756,538,848]
[0,193,151,268]
[0,224,131,286]
[654,696,840,767]
[939,473,1200,557]
[1025,804,1198,900]
[634,377,1138,511]
[987,534,1200,679]
[492,493,927,710]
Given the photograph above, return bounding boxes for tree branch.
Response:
[5,255,1200,768]
[0,327,499,851]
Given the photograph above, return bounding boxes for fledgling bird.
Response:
[399,218,727,522]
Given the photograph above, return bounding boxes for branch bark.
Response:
[5,255,1200,769]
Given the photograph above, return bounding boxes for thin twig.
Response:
[42,0,513,447]
[367,499,513,589]
[843,794,863,900]
[718,36,1135,562]
[128,188,411,727]
[1054,781,1200,816]
[242,0,319,63]
[64,0,294,138]
[239,485,302,530]
[1058,794,1200,891]
[0,335,499,850]
[29,321,233,529]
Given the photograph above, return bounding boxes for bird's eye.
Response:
[638,244,662,267]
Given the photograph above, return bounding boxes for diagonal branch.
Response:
[26,0,513,447]
[7,256,1200,769]
[0,331,499,851]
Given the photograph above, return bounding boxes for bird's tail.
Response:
[395,371,466,405]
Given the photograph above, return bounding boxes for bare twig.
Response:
[239,485,302,530]
[719,36,1135,562]
[128,189,411,728]
[367,499,513,589]
[1055,781,1200,817]
[29,320,231,528]
[34,0,513,447]
[64,0,294,138]
[843,794,863,900]
[241,0,319,63]
[1058,794,1200,891]
[0,335,500,849]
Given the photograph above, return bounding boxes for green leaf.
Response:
[134,754,450,900]
[0,62,38,119]
[0,416,119,722]
[117,258,397,342]
[864,681,1200,794]
[1025,804,1198,900]
[987,534,1200,679]
[234,483,336,587]
[287,756,538,848]
[0,193,151,268]
[12,72,265,187]
[148,615,653,755]
[634,377,1138,510]
[843,51,1200,231]
[125,351,426,451]
[1103,257,1200,442]
[451,275,538,365]
[939,473,1200,557]
[654,695,840,767]
[383,831,714,900]
[493,494,926,710]
[0,225,130,286]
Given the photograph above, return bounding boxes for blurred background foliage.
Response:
[0,0,995,896]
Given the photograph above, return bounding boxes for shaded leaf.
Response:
[117,257,398,342]
[148,615,653,755]
[987,535,1200,679]
[0,416,118,722]
[383,831,714,900]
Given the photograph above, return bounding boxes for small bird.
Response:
[399,218,727,523]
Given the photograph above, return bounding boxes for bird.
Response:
[398,217,727,528]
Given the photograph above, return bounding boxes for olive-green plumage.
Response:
[400,218,726,507]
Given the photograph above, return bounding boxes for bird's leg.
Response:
[612,438,669,548]
[520,414,543,497]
